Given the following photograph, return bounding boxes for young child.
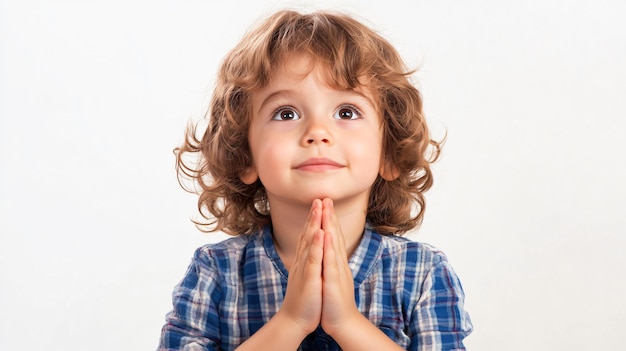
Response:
[159,9,472,351]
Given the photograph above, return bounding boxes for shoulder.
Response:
[195,233,258,259]
[190,232,263,279]
[368,231,456,288]
[376,232,448,268]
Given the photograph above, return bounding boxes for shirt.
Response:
[158,226,472,350]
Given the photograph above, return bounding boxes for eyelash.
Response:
[271,105,300,121]
[334,104,363,120]
[270,104,363,121]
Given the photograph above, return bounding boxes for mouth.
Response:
[294,157,344,171]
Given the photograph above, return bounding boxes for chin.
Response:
[308,193,335,201]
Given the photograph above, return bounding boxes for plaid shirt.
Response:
[158,226,472,350]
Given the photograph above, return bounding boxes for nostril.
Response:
[305,137,330,144]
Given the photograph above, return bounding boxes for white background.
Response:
[1,0,625,350]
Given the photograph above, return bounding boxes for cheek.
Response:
[362,147,384,175]
[253,138,292,177]
[349,129,383,165]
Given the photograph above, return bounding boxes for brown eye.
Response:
[281,110,296,120]
[338,108,353,119]
[334,105,361,120]
[272,107,300,121]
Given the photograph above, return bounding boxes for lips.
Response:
[294,157,344,171]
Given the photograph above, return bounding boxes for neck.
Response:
[269,196,368,270]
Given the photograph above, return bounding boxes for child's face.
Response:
[241,54,385,208]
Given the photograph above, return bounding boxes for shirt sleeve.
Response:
[158,248,223,351]
[409,258,473,351]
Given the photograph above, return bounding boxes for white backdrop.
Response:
[1,0,625,350]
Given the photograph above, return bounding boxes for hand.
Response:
[277,199,324,335]
[319,198,360,337]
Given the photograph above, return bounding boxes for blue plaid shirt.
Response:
[158,226,472,350]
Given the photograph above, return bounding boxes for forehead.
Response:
[252,53,377,108]
[275,53,318,79]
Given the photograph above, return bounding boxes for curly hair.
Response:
[175,9,441,236]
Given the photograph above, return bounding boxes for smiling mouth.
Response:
[294,157,344,171]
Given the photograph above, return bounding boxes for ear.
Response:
[379,159,400,181]
[239,167,259,185]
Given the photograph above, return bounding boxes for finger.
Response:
[322,228,339,280]
[304,228,324,280]
[329,199,347,250]
[321,198,334,236]
[321,199,347,261]
[294,199,322,267]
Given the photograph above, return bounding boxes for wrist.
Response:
[274,309,317,338]
[322,309,363,340]
[328,313,405,351]
[235,311,311,351]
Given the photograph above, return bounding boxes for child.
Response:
[159,9,472,351]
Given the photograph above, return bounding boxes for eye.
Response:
[272,106,300,121]
[333,105,361,120]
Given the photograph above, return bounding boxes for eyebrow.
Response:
[256,90,290,115]
[256,88,375,115]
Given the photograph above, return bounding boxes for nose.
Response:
[302,116,333,146]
